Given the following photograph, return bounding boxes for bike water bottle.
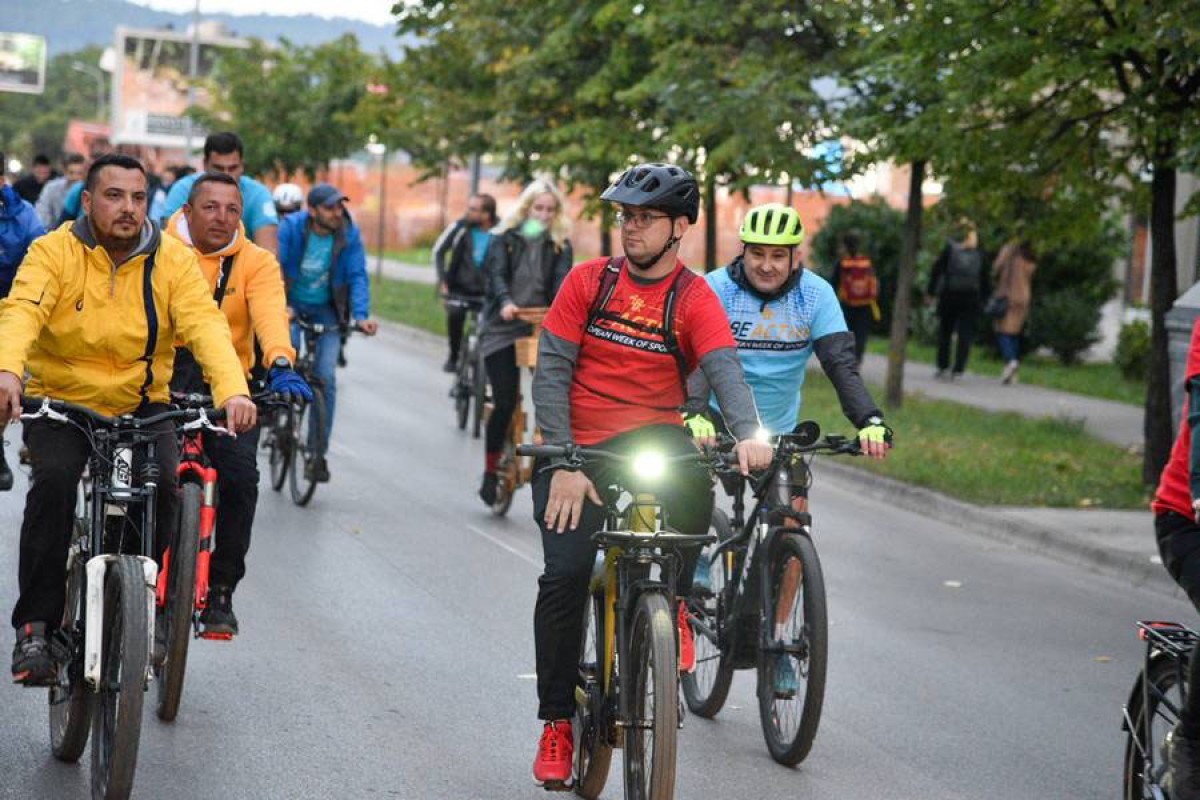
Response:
[110,446,134,500]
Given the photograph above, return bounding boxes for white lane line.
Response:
[467,524,540,568]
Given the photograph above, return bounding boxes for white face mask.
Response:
[520,217,546,239]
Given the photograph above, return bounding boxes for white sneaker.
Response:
[1001,360,1019,385]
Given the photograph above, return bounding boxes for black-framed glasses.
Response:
[615,210,672,229]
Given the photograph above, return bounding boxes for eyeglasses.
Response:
[615,210,672,229]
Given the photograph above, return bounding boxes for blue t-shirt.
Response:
[61,181,83,223]
[705,267,848,435]
[291,232,335,306]
[162,174,279,236]
[470,227,491,268]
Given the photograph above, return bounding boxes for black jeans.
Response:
[842,305,873,363]
[484,345,519,458]
[1155,511,1200,737]
[446,303,467,362]
[205,424,261,590]
[532,424,713,720]
[12,404,179,629]
[936,292,981,374]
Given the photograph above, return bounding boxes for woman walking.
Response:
[991,240,1037,384]
[477,179,574,505]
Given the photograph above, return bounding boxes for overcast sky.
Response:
[126,0,396,26]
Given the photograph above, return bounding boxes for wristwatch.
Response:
[865,415,884,427]
[272,357,292,370]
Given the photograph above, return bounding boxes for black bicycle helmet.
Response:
[600,162,700,223]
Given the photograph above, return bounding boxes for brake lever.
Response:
[20,398,69,424]
[181,408,234,438]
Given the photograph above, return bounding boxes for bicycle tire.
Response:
[1124,655,1185,799]
[92,557,149,800]
[682,509,735,718]
[454,348,470,431]
[289,391,327,507]
[624,592,678,800]
[491,446,516,518]
[49,521,92,763]
[573,591,612,799]
[757,532,827,767]
[266,407,290,492]
[155,482,201,722]
[471,349,486,440]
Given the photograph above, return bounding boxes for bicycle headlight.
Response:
[631,451,667,480]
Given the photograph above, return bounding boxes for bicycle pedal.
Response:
[197,631,235,641]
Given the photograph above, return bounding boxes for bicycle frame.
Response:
[1124,621,1198,792]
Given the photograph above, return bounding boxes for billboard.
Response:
[111,26,248,150]
[0,32,47,95]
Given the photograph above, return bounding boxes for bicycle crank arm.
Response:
[83,555,158,689]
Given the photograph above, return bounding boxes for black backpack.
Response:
[943,243,983,294]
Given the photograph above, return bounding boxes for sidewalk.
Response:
[819,352,1142,449]
[370,257,435,285]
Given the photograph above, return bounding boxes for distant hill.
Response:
[8,0,406,56]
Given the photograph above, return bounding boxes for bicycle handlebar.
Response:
[20,396,226,428]
[293,318,371,336]
[516,443,730,468]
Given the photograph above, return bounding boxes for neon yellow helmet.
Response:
[739,203,805,247]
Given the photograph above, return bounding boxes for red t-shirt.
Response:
[542,257,735,445]
[1153,316,1200,518]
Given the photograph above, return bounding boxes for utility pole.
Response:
[184,0,200,160]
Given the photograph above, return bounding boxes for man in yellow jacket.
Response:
[0,154,256,686]
[166,171,311,636]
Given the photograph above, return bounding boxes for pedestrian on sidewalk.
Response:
[434,193,499,372]
[476,179,572,506]
[989,239,1037,385]
[926,222,989,380]
[831,230,880,362]
[1152,314,1200,799]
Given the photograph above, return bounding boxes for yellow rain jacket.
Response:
[0,217,248,415]
[166,210,294,373]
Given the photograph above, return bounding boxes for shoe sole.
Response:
[534,778,574,792]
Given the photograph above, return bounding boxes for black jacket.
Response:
[434,218,490,297]
[483,229,573,319]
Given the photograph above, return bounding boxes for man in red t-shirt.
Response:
[527,163,772,788]
[1154,316,1200,799]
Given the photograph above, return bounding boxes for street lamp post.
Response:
[366,135,388,285]
[71,61,105,122]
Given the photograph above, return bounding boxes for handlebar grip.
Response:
[516,444,568,458]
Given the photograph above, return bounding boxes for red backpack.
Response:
[837,255,879,307]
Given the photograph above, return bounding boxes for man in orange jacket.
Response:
[167,171,312,636]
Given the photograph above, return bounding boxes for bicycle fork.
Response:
[83,555,158,688]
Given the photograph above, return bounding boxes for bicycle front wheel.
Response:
[92,557,149,800]
[471,350,486,440]
[266,407,290,492]
[1124,655,1186,799]
[574,590,612,799]
[757,532,827,767]
[155,482,201,722]
[454,350,470,431]
[624,592,678,800]
[289,391,327,507]
[682,510,735,719]
[50,521,92,762]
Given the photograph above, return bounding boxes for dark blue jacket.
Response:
[278,209,370,322]
[0,184,47,296]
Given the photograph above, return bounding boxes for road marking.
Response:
[517,673,537,680]
[467,524,540,568]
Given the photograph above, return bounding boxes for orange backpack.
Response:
[837,255,879,307]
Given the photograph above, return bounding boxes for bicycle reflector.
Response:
[632,451,667,480]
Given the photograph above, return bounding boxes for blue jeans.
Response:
[291,302,340,455]
[997,333,1020,363]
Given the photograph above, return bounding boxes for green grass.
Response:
[800,377,1148,509]
[381,247,433,266]
[374,277,446,335]
[866,338,1145,407]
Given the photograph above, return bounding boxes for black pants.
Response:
[532,424,713,720]
[446,304,467,362]
[12,404,179,629]
[1155,511,1200,737]
[205,424,261,590]
[936,293,981,374]
[842,305,873,363]
[484,345,519,458]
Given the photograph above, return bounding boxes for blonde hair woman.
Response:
[477,178,574,505]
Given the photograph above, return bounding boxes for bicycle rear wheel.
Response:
[491,446,516,518]
[1124,655,1186,798]
[289,391,327,507]
[50,522,92,763]
[624,592,678,800]
[757,532,827,766]
[682,509,736,719]
[471,350,486,440]
[266,407,290,492]
[155,482,201,722]
[92,557,149,800]
[573,590,612,798]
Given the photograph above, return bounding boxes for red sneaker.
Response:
[533,720,574,787]
[678,601,696,673]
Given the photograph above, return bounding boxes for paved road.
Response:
[0,327,1185,799]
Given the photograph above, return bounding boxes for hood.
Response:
[728,254,803,306]
[0,184,25,221]
[71,214,161,267]
[167,208,246,258]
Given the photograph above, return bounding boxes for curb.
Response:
[811,457,1177,597]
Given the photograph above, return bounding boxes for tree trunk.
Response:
[704,175,718,272]
[885,160,926,409]
[1143,158,1179,485]
[600,204,613,258]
